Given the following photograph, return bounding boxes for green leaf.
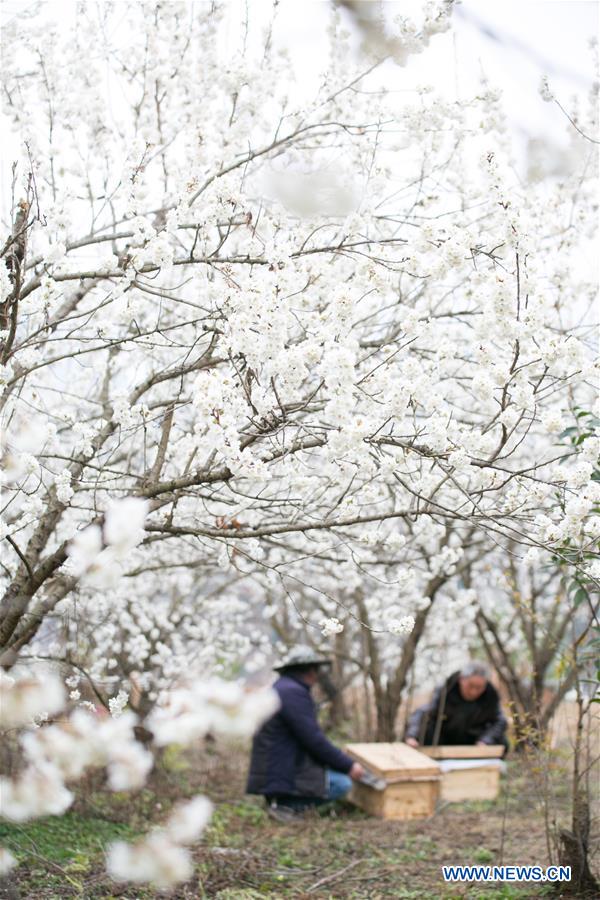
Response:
[558,426,578,439]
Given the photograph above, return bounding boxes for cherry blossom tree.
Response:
[1,0,599,890]
[1,0,598,712]
[2,0,597,655]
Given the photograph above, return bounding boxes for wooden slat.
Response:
[345,742,440,778]
[419,745,504,760]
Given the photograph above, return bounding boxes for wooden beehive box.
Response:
[345,742,441,820]
[419,746,504,802]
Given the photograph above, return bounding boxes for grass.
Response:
[0,812,140,897]
[0,743,596,898]
[0,812,137,864]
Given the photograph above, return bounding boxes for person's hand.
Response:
[405,737,419,749]
[476,740,487,746]
[349,762,366,781]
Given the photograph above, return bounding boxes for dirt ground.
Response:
[1,737,597,900]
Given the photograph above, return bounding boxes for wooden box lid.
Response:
[345,742,441,779]
[419,745,505,760]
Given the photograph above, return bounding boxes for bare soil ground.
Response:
[1,738,597,900]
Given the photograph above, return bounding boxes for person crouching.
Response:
[246,645,365,822]
[405,661,509,755]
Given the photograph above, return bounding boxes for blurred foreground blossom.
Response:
[0,670,65,730]
[147,680,279,746]
[107,737,154,792]
[0,763,73,822]
[66,497,149,587]
[104,498,150,553]
[22,709,153,790]
[0,416,44,483]
[107,832,194,891]
[163,796,213,845]
[264,167,359,218]
[66,524,104,578]
[0,847,17,876]
[107,794,213,890]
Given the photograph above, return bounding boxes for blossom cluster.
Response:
[147,678,280,746]
[0,669,278,888]
[107,796,213,890]
[65,498,149,589]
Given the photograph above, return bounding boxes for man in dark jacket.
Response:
[405,661,509,754]
[247,646,365,822]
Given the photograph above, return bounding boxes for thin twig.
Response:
[306,858,365,892]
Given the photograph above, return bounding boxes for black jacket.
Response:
[246,674,354,798]
[405,671,508,748]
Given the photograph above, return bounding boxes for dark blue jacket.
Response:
[246,674,354,798]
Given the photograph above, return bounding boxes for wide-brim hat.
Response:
[273,644,332,671]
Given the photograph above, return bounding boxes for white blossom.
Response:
[107,741,154,791]
[319,617,344,636]
[0,764,73,821]
[104,498,149,554]
[106,833,193,891]
[66,524,103,577]
[524,547,540,565]
[147,681,279,746]
[0,0,597,807]
[0,261,11,302]
[0,363,13,395]
[0,671,65,730]
[388,616,416,635]
[540,410,565,435]
[22,709,152,790]
[108,690,130,717]
[0,847,17,876]
[164,796,213,845]
[584,559,600,581]
[55,469,74,504]
[569,461,594,489]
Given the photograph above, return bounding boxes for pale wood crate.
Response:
[439,766,501,802]
[419,745,503,801]
[345,742,440,820]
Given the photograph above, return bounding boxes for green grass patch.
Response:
[0,811,138,867]
[206,798,267,844]
[471,846,495,864]
[0,812,144,897]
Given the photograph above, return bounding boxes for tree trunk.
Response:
[558,793,598,896]
[325,632,349,728]
[374,687,401,742]
[557,693,599,896]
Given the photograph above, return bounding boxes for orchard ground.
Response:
[1,726,596,900]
